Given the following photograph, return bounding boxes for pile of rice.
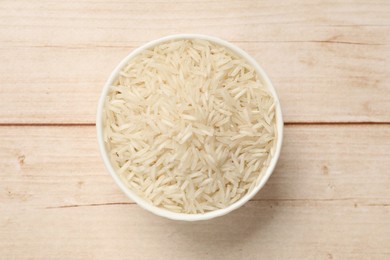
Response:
[103,39,277,214]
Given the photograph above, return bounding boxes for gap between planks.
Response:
[0,122,389,127]
[45,199,390,210]
[1,40,386,48]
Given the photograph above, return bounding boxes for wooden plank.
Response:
[1,125,389,207]
[0,0,389,123]
[0,42,389,124]
[1,0,389,45]
[1,125,389,258]
[2,202,389,259]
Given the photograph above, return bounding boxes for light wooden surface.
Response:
[1,1,389,259]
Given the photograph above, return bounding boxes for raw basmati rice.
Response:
[103,39,277,214]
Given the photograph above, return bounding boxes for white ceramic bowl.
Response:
[96,34,283,221]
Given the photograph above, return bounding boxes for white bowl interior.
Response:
[96,34,283,221]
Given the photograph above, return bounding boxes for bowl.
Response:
[96,34,283,221]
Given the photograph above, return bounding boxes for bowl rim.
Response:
[96,34,284,221]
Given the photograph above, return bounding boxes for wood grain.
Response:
[1,125,389,258]
[1,1,390,259]
[2,202,389,259]
[0,0,389,123]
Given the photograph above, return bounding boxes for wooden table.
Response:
[1,1,389,259]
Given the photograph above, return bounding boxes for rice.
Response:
[103,39,277,214]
